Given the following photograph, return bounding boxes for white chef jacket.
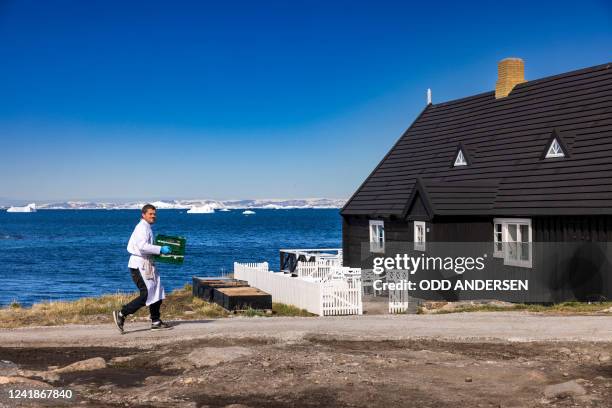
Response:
[127,219,165,305]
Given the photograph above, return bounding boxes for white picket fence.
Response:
[296,260,360,282]
[234,261,362,316]
[361,269,383,297]
[387,270,410,313]
[321,276,362,316]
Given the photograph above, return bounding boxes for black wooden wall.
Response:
[342,214,612,303]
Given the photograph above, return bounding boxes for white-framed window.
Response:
[414,221,426,251]
[493,222,503,257]
[545,138,565,158]
[454,149,468,166]
[369,220,385,253]
[493,218,532,268]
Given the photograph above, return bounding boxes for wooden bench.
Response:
[212,286,272,311]
[192,277,249,302]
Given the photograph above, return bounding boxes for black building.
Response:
[341,59,612,303]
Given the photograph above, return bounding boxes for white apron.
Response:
[127,219,166,305]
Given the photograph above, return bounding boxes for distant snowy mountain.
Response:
[32,198,346,210]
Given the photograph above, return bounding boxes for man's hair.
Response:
[141,204,156,214]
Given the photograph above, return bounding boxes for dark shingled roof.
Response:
[341,62,612,217]
[405,178,500,219]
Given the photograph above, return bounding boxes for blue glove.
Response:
[160,245,172,255]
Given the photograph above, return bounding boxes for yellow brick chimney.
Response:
[495,58,526,99]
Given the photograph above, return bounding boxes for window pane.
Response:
[520,243,530,261]
[495,242,502,252]
[508,242,518,260]
[508,224,517,243]
[520,225,529,243]
[495,224,502,233]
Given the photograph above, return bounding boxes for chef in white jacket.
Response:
[113,204,172,333]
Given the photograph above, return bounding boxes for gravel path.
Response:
[1,312,610,347]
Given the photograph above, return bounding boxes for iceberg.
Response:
[219,208,230,212]
[7,203,37,213]
[30,197,347,210]
[187,204,215,214]
[150,200,188,209]
[242,210,256,215]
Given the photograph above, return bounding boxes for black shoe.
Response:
[112,310,125,334]
[150,320,172,330]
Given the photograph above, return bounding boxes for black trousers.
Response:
[121,268,162,322]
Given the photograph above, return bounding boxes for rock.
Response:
[422,299,515,313]
[187,347,252,368]
[53,357,107,373]
[598,353,610,363]
[110,356,136,364]
[0,376,52,387]
[144,375,172,384]
[224,404,251,408]
[17,369,60,382]
[527,370,548,382]
[543,380,587,398]
[558,347,572,356]
[465,377,473,382]
[158,355,193,370]
[0,360,18,376]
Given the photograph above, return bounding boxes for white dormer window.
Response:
[369,220,385,253]
[545,138,565,158]
[414,221,426,251]
[454,149,468,166]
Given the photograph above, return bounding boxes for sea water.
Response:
[0,209,341,306]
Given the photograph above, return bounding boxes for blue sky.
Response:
[0,0,610,202]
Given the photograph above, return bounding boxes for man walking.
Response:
[113,204,172,333]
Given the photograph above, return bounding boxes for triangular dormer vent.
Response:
[454,149,468,166]
[545,138,565,158]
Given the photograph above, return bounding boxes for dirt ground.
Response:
[1,334,611,408]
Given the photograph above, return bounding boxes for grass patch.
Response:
[419,301,612,315]
[0,283,314,328]
[272,302,314,317]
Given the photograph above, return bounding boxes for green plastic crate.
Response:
[154,234,186,265]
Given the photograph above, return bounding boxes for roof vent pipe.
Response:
[427,88,432,105]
